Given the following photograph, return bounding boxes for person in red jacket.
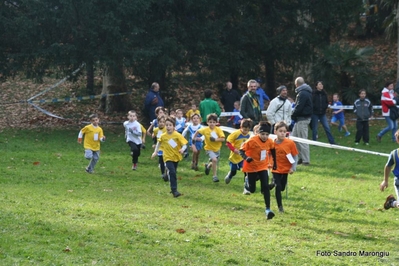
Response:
[377,81,398,142]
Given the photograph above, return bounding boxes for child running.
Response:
[380,129,399,210]
[77,114,106,174]
[224,118,252,184]
[152,115,167,179]
[272,121,298,213]
[152,117,188,197]
[239,121,277,219]
[182,113,203,170]
[175,109,186,134]
[123,110,142,170]
[192,113,225,182]
[186,103,200,122]
[330,93,350,137]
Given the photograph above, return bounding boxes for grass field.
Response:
[0,120,398,265]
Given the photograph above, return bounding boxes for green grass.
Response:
[0,121,399,265]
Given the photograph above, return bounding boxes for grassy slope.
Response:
[0,121,398,265]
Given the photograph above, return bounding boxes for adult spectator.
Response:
[240,79,262,126]
[256,78,270,110]
[144,82,164,122]
[291,77,313,165]
[221,81,241,127]
[311,81,335,144]
[221,81,241,112]
[199,89,221,125]
[266,85,292,133]
[377,81,398,142]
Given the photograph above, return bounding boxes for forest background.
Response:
[0,0,398,126]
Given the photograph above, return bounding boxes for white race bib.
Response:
[210,131,218,139]
[157,131,163,138]
[168,139,177,148]
[286,153,295,164]
[260,150,266,161]
[94,133,99,141]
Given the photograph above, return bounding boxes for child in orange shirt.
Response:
[240,121,277,219]
[272,121,298,213]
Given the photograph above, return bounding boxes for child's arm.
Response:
[289,154,298,173]
[239,149,253,162]
[179,145,187,154]
[147,124,154,136]
[270,149,277,170]
[226,142,239,154]
[77,130,84,144]
[182,126,189,137]
[380,165,392,191]
[151,142,161,159]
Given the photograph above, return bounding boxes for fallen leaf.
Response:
[33,161,40,165]
[290,222,297,226]
[351,175,356,179]
[63,246,71,252]
[176,228,186,234]
[182,206,189,208]
[334,231,349,237]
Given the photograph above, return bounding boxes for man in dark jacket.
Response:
[291,77,312,165]
[311,81,335,144]
[240,79,262,127]
[144,82,164,123]
[221,81,241,112]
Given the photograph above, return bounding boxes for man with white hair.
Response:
[240,79,262,127]
[291,77,312,165]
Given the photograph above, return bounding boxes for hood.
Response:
[295,83,312,94]
[381,87,391,94]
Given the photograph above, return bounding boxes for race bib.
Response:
[260,150,266,161]
[94,133,99,141]
[168,139,177,148]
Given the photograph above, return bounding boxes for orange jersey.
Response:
[242,136,274,173]
[272,138,298,174]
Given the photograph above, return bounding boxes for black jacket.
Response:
[292,83,313,121]
[221,89,241,112]
[312,89,329,115]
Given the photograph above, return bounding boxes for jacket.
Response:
[380,87,396,117]
[266,96,292,125]
[292,83,313,121]
[144,89,164,121]
[354,98,373,121]
[240,91,262,123]
[221,89,241,112]
[312,89,329,115]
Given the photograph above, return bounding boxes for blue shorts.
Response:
[190,141,203,151]
[229,161,243,171]
[331,116,345,126]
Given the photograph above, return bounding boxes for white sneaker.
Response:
[224,172,231,184]
[243,187,251,195]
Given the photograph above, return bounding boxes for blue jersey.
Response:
[332,101,344,119]
[175,117,186,133]
[387,148,399,177]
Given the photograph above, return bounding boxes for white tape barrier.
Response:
[219,126,390,158]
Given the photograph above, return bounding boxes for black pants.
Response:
[159,155,165,175]
[246,170,270,209]
[272,173,288,208]
[355,120,369,143]
[128,141,141,164]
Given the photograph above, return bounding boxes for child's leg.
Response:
[87,150,100,172]
[165,161,179,192]
[211,156,218,177]
[355,120,362,142]
[158,155,165,175]
[246,172,258,193]
[274,173,288,208]
[259,170,271,209]
[363,121,370,143]
[128,141,141,164]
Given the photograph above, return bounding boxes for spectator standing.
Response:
[240,79,262,126]
[311,81,335,144]
[266,85,292,132]
[377,81,398,143]
[221,81,241,127]
[255,78,270,110]
[354,89,373,145]
[291,77,313,165]
[144,82,164,123]
[199,89,221,125]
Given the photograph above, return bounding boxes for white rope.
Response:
[219,126,389,157]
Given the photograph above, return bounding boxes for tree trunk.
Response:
[397,3,399,80]
[99,63,132,114]
[86,60,94,95]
